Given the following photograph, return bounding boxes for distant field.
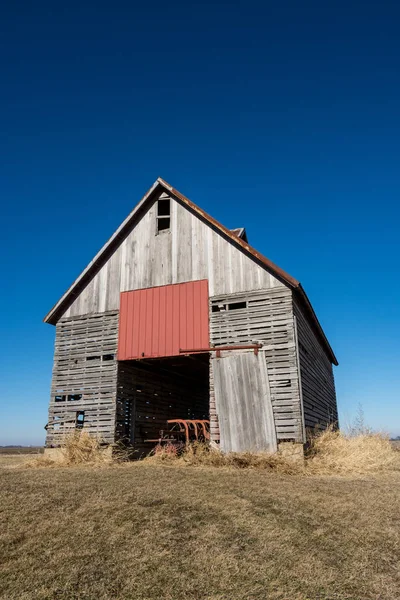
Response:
[0,447,44,455]
[1,455,400,600]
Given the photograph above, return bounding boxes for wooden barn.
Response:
[44,177,338,455]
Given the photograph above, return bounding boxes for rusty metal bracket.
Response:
[180,344,262,357]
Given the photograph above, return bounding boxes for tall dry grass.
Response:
[307,426,399,475]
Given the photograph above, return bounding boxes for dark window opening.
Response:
[156,198,171,233]
[227,301,247,311]
[68,394,83,402]
[157,198,170,216]
[157,217,170,232]
[55,395,66,402]
[86,356,101,361]
[212,303,226,313]
[212,301,247,312]
[102,354,115,361]
[75,411,85,429]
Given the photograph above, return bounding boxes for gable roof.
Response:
[44,177,338,365]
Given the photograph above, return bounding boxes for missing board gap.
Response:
[102,354,115,361]
[212,301,247,312]
[227,301,247,310]
[55,395,66,402]
[86,356,101,361]
[53,415,62,430]
[75,411,85,429]
[67,393,83,402]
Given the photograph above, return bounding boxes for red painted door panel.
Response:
[118,280,209,360]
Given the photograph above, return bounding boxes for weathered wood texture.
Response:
[116,359,209,456]
[46,312,119,446]
[293,299,338,431]
[212,350,277,452]
[63,191,284,319]
[209,362,218,442]
[210,287,304,442]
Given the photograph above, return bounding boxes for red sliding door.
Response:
[118,280,209,360]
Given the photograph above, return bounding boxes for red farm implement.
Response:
[145,419,210,447]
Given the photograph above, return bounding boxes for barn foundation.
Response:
[277,442,305,461]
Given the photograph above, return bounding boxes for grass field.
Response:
[0,446,44,455]
[1,454,400,600]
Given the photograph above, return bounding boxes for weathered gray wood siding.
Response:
[212,351,277,452]
[209,287,304,442]
[63,192,284,318]
[293,300,337,431]
[46,312,119,446]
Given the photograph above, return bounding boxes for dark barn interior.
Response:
[116,354,210,455]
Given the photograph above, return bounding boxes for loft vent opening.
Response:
[227,301,247,311]
[156,198,170,233]
[212,301,247,312]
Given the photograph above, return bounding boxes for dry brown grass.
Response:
[3,430,399,598]
[1,456,400,600]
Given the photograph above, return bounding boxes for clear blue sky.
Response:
[1,1,399,445]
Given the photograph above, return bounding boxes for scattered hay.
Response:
[306,426,400,475]
[27,427,400,476]
[26,431,112,468]
[144,441,303,474]
[145,429,400,476]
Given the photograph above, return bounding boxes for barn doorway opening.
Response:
[116,353,210,456]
